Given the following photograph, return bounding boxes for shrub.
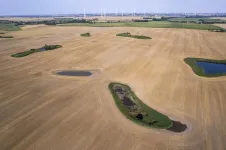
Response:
[116,32,151,39]
[208,28,225,32]
[0,35,13,38]
[80,32,91,37]
[11,44,62,58]
[43,44,62,50]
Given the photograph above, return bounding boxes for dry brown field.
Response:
[1,26,226,150]
[20,24,47,30]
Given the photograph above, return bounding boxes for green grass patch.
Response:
[0,24,21,31]
[11,44,62,58]
[116,32,151,39]
[184,57,226,77]
[0,35,13,38]
[169,18,210,22]
[168,17,226,23]
[80,32,91,37]
[58,21,222,31]
[108,82,173,129]
[208,28,226,32]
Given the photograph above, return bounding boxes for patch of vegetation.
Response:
[0,24,21,31]
[208,28,225,32]
[108,82,173,129]
[58,21,222,31]
[0,18,93,26]
[80,32,91,37]
[43,44,62,50]
[0,35,13,38]
[0,32,5,34]
[11,44,62,58]
[116,32,151,39]
[168,17,226,24]
[184,57,226,77]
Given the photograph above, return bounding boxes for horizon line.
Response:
[1,12,226,17]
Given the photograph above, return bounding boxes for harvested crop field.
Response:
[1,26,226,150]
[20,24,47,30]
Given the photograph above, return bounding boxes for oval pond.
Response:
[55,70,92,76]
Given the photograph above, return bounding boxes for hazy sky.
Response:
[1,0,225,15]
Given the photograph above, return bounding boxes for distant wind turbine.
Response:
[100,8,102,17]
[104,8,106,17]
[83,8,86,18]
[133,8,136,17]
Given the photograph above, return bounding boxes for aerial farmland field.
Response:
[1,24,226,150]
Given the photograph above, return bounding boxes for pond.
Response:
[55,70,92,76]
[196,61,226,75]
[39,47,46,51]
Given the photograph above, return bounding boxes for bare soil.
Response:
[0,26,226,150]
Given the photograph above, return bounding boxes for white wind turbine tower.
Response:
[83,8,86,18]
[144,8,146,17]
[133,8,136,17]
[104,8,106,17]
[100,8,103,17]
[121,9,124,16]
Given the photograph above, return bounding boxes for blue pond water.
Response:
[196,61,226,75]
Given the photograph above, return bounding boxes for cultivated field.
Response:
[0,23,21,31]
[211,17,226,20]
[20,24,47,30]
[58,21,222,30]
[0,16,143,22]
[0,17,55,22]
[1,26,226,150]
[78,16,143,21]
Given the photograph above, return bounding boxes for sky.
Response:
[0,0,225,15]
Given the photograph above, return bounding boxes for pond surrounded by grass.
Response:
[55,70,92,76]
[184,57,226,77]
[109,82,187,132]
[196,62,226,75]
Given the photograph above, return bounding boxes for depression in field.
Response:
[1,0,226,150]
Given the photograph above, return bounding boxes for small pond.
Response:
[39,47,46,51]
[55,70,92,76]
[196,61,226,75]
[167,120,187,133]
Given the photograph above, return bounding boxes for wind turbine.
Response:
[104,8,106,17]
[144,8,146,17]
[133,8,136,17]
[100,8,103,17]
[83,8,86,18]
